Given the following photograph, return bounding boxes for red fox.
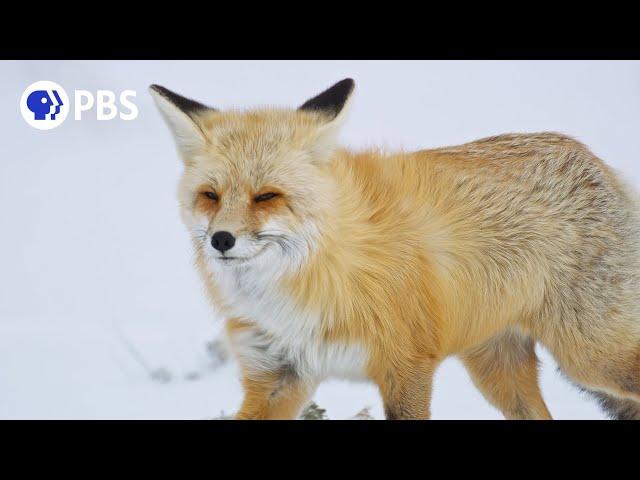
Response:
[150,79,640,419]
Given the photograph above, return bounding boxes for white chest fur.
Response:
[210,254,368,381]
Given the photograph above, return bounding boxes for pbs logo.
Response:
[20,80,70,130]
[20,81,138,130]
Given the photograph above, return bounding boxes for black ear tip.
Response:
[338,78,355,92]
[149,84,181,102]
[148,84,212,115]
[149,84,174,97]
[324,78,355,98]
[299,78,356,119]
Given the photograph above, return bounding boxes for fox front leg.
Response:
[374,357,438,420]
[235,366,315,420]
[226,320,316,420]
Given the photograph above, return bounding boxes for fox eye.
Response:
[202,191,219,201]
[254,192,279,203]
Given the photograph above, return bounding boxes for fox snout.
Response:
[211,231,236,253]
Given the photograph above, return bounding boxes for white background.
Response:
[1,61,639,419]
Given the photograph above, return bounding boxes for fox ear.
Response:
[299,79,355,162]
[149,85,214,157]
[299,78,355,123]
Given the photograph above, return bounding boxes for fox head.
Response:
[150,79,354,274]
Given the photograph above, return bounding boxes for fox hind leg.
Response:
[552,330,640,418]
[570,349,640,419]
[589,391,640,420]
[461,329,552,420]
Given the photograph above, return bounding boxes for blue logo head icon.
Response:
[27,90,64,120]
[21,81,69,130]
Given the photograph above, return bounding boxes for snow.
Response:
[2,60,638,419]
[0,314,604,419]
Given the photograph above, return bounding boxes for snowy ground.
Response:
[0,314,605,419]
[2,60,638,419]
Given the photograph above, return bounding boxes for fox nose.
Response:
[211,231,236,252]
